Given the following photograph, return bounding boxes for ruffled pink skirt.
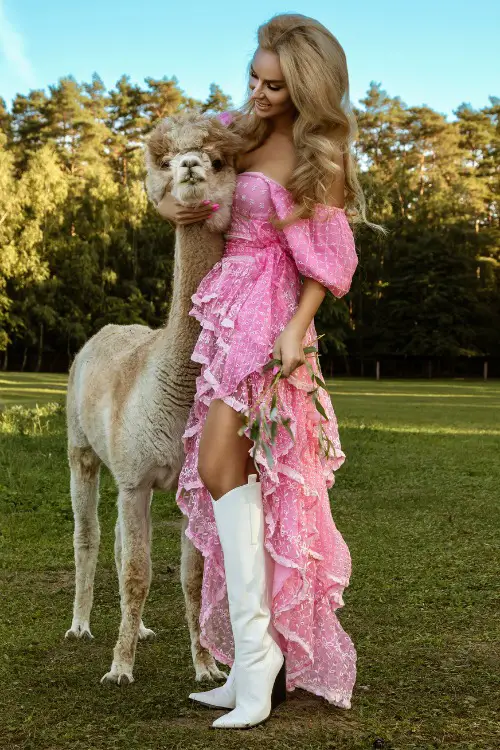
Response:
[175,240,357,708]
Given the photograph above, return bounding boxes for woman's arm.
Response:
[272,278,326,377]
[271,156,350,377]
[286,278,326,337]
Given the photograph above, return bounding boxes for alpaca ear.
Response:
[146,118,174,161]
[220,129,246,156]
[206,114,245,155]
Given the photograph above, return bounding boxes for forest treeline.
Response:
[0,73,498,372]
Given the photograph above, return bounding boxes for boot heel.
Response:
[271,658,286,710]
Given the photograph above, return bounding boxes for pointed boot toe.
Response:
[211,648,286,729]
[189,665,236,709]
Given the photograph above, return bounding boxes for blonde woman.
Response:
[158,12,378,729]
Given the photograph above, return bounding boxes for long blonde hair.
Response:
[228,13,385,234]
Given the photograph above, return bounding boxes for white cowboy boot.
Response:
[209,473,286,729]
[189,474,281,711]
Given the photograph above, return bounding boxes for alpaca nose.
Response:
[180,156,202,170]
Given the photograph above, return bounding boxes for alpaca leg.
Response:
[101,485,152,685]
[65,445,102,641]
[180,518,227,681]
[114,517,155,641]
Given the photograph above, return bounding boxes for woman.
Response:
[157,13,378,730]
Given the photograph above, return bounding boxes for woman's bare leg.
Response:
[198,399,258,501]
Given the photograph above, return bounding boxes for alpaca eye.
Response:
[212,159,223,171]
[160,160,170,170]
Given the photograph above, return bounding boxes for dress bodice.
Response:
[231,171,279,222]
[224,172,290,254]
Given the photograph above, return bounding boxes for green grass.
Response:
[0,373,499,750]
[0,372,68,408]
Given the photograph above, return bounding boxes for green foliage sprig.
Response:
[237,334,338,469]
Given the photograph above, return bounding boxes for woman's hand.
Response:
[156,191,218,225]
[272,322,306,378]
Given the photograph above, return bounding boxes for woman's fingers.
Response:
[282,356,304,378]
[155,192,219,224]
[178,212,212,224]
[175,202,218,225]
[180,213,215,225]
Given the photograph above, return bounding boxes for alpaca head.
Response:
[145,111,244,232]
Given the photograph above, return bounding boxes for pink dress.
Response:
[175,115,359,708]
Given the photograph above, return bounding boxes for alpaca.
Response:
[64,111,244,686]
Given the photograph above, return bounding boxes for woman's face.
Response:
[249,47,295,120]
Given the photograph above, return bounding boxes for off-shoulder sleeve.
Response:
[277,198,358,298]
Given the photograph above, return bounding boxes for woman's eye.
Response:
[212,159,223,171]
[250,71,280,91]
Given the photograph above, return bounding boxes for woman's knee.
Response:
[197,400,251,498]
[197,450,221,495]
[198,452,241,499]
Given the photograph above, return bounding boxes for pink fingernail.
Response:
[202,199,211,204]
[211,205,220,211]
[212,203,220,210]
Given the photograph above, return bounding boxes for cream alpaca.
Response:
[64,111,243,686]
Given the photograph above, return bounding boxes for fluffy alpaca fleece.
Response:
[64,111,244,686]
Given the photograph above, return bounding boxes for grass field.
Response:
[0,373,499,750]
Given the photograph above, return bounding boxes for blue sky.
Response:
[0,0,498,120]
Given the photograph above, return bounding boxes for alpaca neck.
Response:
[158,223,225,377]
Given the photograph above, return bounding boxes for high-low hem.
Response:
[176,295,356,708]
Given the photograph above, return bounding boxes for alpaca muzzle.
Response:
[178,153,205,185]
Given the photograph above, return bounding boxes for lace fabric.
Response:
[175,118,358,707]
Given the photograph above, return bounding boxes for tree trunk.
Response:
[2,346,7,371]
[35,322,44,372]
[21,347,28,372]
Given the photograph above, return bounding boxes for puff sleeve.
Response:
[277,198,358,299]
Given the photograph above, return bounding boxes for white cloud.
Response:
[0,0,35,87]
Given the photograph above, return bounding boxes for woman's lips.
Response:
[255,101,271,109]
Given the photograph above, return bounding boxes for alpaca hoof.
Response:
[117,673,133,686]
[138,624,156,641]
[207,662,229,681]
[194,654,228,682]
[65,622,94,641]
[100,669,134,686]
